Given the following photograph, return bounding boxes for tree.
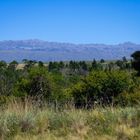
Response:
[29,75,51,99]
[69,61,80,72]
[91,59,98,69]
[108,62,114,71]
[131,51,140,75]
[8,60,18,71]
[79,61,88,71]
[48,61,53,71]
[0,60,7,69]
[22,59,37,69]
[38,61,44,67]
[59,61,65,69]
[116,60,124,69]
[0,65,20,96]
[122,56,127,63]
[100,59,105,63]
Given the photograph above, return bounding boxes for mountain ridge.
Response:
[0,40,139,62]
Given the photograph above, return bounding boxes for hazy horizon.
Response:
[0,39,139,46]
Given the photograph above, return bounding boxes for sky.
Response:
[0,0,140,44]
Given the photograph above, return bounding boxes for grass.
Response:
[0,99,140,140]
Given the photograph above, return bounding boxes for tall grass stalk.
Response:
[0,98,139,140]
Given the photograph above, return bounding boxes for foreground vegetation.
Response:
[0,99,140,140]
[0,51,140,139]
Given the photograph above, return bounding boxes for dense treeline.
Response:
[0,52,140,107]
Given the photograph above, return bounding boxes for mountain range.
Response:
[0,39,139,62]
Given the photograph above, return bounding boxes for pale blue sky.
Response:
[0,0,140,44]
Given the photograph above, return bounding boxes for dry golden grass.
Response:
[16,64,25,70]
[0,99,140,140]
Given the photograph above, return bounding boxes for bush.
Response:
[13,67,53,101]
[70,70,135,107]
[116,90,140,106]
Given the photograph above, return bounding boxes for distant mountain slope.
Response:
[0,40,139,62]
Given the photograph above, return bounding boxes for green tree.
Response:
[131,51,140,75]
[8,60,18,71]
[48,61,60,72]
[100,59,105,63]
[91,59,98,69]
[0,60,7,69]
[108,62,114,71]
[116,60,124,69]
[23,59,37,69]
[38,61,44,67]
[122,56,127,63]
[59,61,65,69]
[79,61,88,71]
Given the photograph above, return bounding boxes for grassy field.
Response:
[0,99,140,140]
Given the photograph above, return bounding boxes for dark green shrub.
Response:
[13,67,53,101]
[70,70,135,107]
[131,51,140,76]
[116,90,140,106]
